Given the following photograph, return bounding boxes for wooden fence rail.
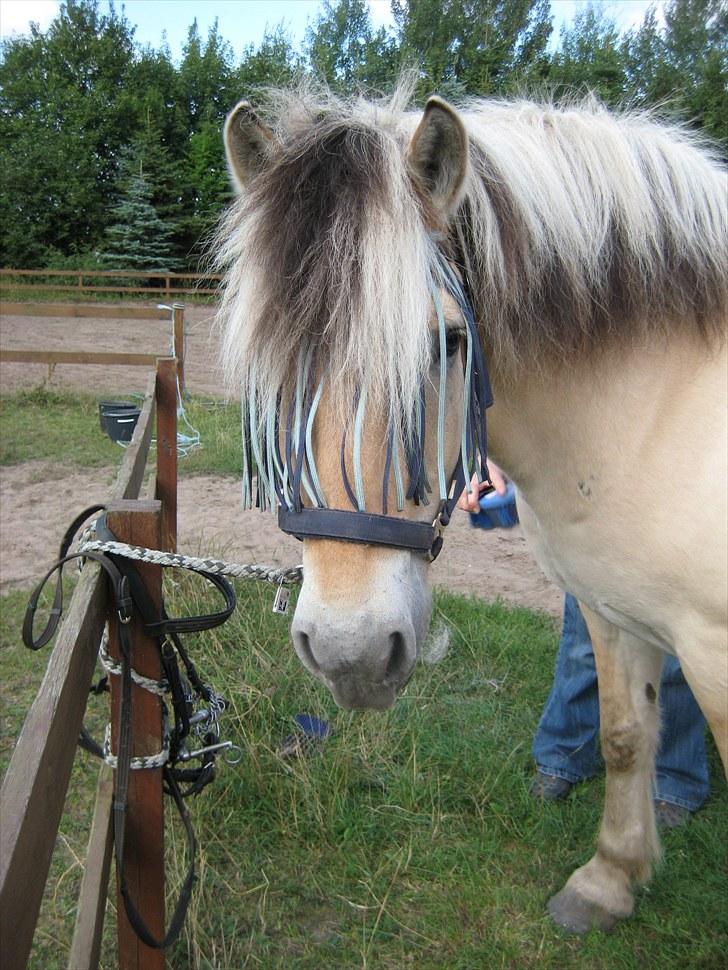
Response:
[0,268,222,297]
[0,358,178,969]
[0,301,186,394]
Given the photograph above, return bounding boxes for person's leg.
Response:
[653,655,710,824]
[532,593,601,789]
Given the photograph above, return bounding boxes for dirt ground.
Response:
[0,305,563,617]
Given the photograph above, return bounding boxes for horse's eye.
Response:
[432,329,464,363]
[445,330,463,358]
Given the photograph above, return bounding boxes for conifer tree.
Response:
[549,4,625,104]
[101,152,179,270]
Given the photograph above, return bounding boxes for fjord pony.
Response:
[217,87,727,933]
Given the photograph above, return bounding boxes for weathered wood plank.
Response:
[68,765,114,970]
[111,371,157,503]
[155,358,178,552]
[0,564,108,969]
[0,302,170,319]
[0,350,159,366]
[2,285,218,296]
[107,502,165,970]
[172,305,185,396]
[0,268,222,281]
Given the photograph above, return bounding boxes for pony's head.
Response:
[217,88,487,710]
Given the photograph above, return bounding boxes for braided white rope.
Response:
[97,627,170,769]
[98,627,170,694]
[79,539,303,586]
[102,723,170,770]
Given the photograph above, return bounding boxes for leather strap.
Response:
[278,506,437,553]
[278,458,469,561]
[93,514,236,636]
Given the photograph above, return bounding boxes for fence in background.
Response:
[0,301,187,394]
[0,268,222,298]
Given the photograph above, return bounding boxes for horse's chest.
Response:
[514,488,674,651]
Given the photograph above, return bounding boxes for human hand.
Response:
[456,462,508,513]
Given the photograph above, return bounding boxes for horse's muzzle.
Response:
[291,623,417,711]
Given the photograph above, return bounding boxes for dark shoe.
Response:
[654,800,691,828]
[529,771,574,801]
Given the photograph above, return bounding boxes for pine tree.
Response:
[101,153,179,270]
[392,0,553,100]
[306,0,398,91]
[0,0,137,265]
[237,25,300,89]
[623,0,727,151]
[177,118,233,262]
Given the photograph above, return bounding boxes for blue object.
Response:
[469,481,519,529]
[293,714,332,739]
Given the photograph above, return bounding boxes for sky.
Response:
[0,0,665,58]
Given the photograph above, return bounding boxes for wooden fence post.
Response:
[68,765,115,969]
[107,500,165,970]
[155,358,177,553]
[172,304,185,396]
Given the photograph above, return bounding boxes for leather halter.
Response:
[278,462,467,561]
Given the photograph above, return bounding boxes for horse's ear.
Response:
[224,100,278,191]
[408,96,468,220]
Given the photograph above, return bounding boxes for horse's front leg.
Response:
[548,605,664,933]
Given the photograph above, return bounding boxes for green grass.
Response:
[2,581,726,969]
[0,386,241,476]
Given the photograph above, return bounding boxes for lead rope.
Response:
[78,538,303,589]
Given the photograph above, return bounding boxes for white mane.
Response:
[214,85,727,426]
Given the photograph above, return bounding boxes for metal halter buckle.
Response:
[117,576,133,624]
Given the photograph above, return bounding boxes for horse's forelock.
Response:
[217,96,434,430]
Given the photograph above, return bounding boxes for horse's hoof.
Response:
[548,886,621,934]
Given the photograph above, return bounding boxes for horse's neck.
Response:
[484,332,726,647]
[486,334,726,507]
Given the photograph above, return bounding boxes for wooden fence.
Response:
[0,268,222,297]
[0,301,187,394]
[0,356,178,969]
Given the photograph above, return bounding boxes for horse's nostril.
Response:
[294,631,321,675]
[385,632,408,682]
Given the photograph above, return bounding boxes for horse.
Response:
[215,83,727,934]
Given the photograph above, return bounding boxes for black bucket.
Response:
[99,401,141,443]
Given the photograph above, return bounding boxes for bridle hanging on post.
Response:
[22,506,240,951]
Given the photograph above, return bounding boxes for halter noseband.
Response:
[245,251,492,560]
[278,467,466,561]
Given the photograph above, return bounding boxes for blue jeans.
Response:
[533,594,710,811]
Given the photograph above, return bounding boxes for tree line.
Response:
[1,0,725,270]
